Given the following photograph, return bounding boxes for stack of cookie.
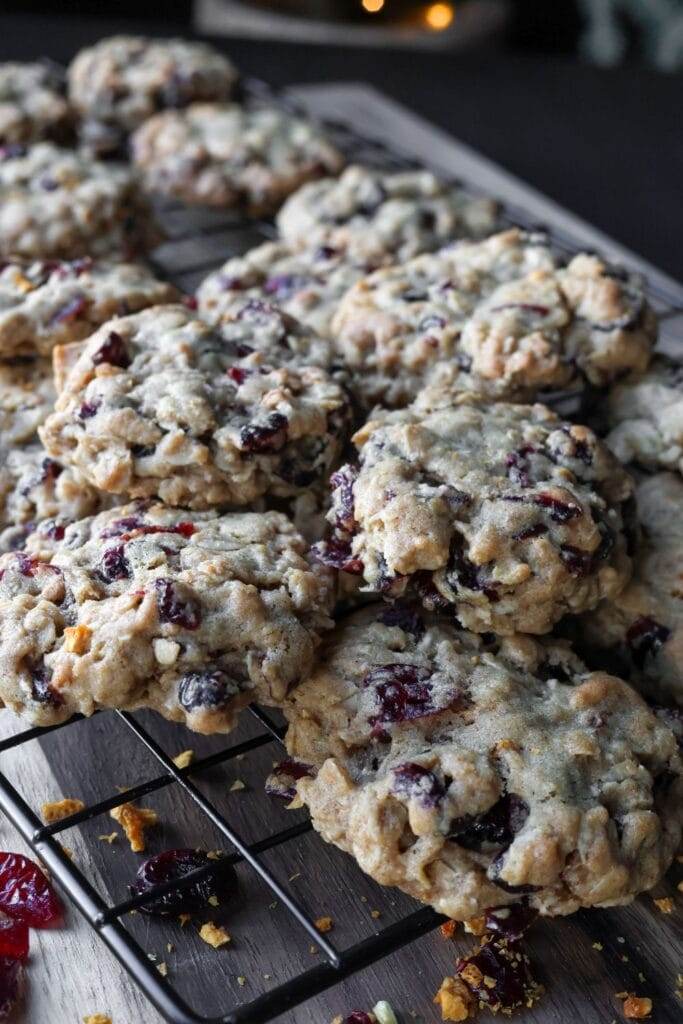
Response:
[0,36,681,945]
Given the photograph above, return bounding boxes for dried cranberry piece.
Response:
[448,793,529,851]
[29,661,63,708]
[182,294,198,310]
[264,273,309,300]
[265,759,315,801]
[377,603,425,638]
[456,935,542,1014]
[505,444,536,488]
[178,670,239,711]
[362,664,438,731]
[412,572,450,610]
[91,330,130,368]
[0,957,23,1020]
[0,853,63,927]
[533,492,582,524]
[48,295,86,326]
[392,763,444,806]
[402,288,427,302]
[38,519,66,541]
[513,522,547,541]
[484,902,539,941]
[240,413,289,454]
[100,515,143,538]
[626,616,671,669]
[344,1014,374,1024]
[227,366,250,385]
[20,458,63,497]
[0,914,28,961]
[490,303,550,317]
[330,465,358,532]
[154,578,201,630]
[130,849,237,916]
[559,545,593,577]
[311,538,364,575]
[448,537,499,602]
[97,543,130,582]
[77,400,100,420]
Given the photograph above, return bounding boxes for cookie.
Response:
[574,473,683,707]
[0,143,160,260]
[276,165,500,265]
[606,356,683,475]
[0,359,56,449]
[0,63,70,146]
[68,35,238,155]
[131,103,343,213]
[197,240,366,340]
[315,390,634,635]
[0,256,178,359]
[331,230,655,408]
[0,504,334,731]
[283,603,683,921]
[216,296,336,372]
[40,305,351,509]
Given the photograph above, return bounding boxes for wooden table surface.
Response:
[0,85,681,1024]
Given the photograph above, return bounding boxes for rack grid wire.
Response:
[0,77,682,1024]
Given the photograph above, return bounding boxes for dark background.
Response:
[2,3,681,279]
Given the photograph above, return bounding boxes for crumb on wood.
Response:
[622,995,652,1018]
[172,749,194,769]
[593,941,604,951]
[315,916,333,933]
[110,802,158,852]
[42,797,85,823]
[653,896,674,914]
[434,976,477,1021]
[199,922,231,948]
[166,943,174,953]
[206,850,221,860]
[208,895,219,907]
[463,916,486,936]
[98,832,118,844]
[370,909,381,919]
[83,1016,112,1024]
[229,779,245,792]
[237,976,246,987]
[440,920,458,939]
[178,913,191,927]
[157,962,168,977]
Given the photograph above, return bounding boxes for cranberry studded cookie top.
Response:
[606,355,683,475]
[0,503,334,732]
[40,305,351,509]
[283,603,683,921]
[317,389,634,635]
[0,62,70,146]
[330,229,656,407]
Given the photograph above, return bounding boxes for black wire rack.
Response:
[0,77,682,1024]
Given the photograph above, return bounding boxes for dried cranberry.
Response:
[48,295,86,326]
[330,465,358,532]
[38,519,66,541]
[265,759,315,801]
[513,522,547,541]
[77,400,99,420]
[448,793,529,851]
[484,902,539,941]
[377,604,425,638]
[0,957,23,1020]
[311,538,363,575]
[20,458,63,497]
[490,303,550,317]
[533,492,582,524]
[559,545,593,577]
[227,366,250,385]
[456,935,542,1014]
[0,915,28,961]
[97,543,130,582]
[505,444,536,488]
[344,1014,374,1024]
[448,537,499,601]
[182,294,198,310]
[363,664,440,731]
[30,661,63,708]
[239,413,288,454]
[154,578,201,630]
[392,763,444,806]
[91,330,130,368]
[130,849,237,916]
[412,572,450,611]
[264,273,309,300]
[0,853,63,927]
[178,670,239,711]
[626,616,671,669]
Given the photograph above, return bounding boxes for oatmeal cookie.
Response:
[40,305,351,509]
[216,297,336,372]
[606,356,683,475]
[574,472,683,707]
[316,390,634,635]
[0,63,70,146]
[276,165,500,265]
[331,230,655,407]
[197,240,366,340]
[68,35,238,155]
[131,103,343,213]
[0,257,178,359]
[0,504,334,731]
[283,604,683,921]
[0,359,56,449]
[0,143,160,260]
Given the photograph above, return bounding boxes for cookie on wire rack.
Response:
[606,356,683,476]
[0,62,70,146]
[281,603,683,921]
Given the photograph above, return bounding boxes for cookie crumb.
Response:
[288,872,301,882]
[229,779,245,792]
[110,802,158,852]
[237,976,246,987]
[199,922,231,948]
[42,798,85,823]
[592,942,604,951]
[208,895,219,907]
[441,920,458,939]
[373,1001,398,1024]
[166,943,174,953]
[653,897,674,914]
[463,916,486,936]
[172,749,194,769]
[157,963,168,977]
[98,832,118,844]
[315,916,333,933]
[62,846,74,860]
[370,909,381,920]
[622,995,652,1018]
[206,850,221,860]
[83,1016,112,1024]
[434,976,477,1020]
[178,913,191,927]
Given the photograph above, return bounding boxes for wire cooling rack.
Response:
[0,77,682,1024]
